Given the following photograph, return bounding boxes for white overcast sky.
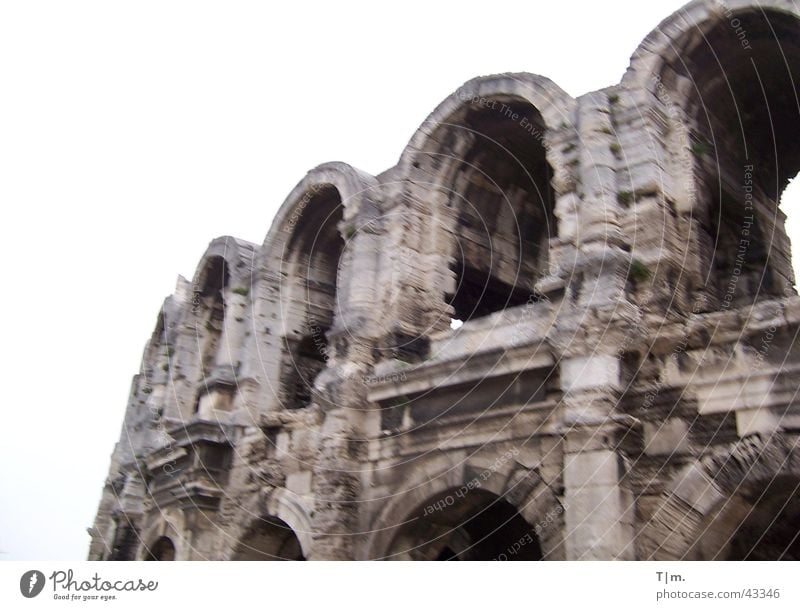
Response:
[1,0,798,560]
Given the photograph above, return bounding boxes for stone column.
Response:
[216,287,248,370]
[560,354,636,560]
[305,211,381,559]
[304,408,366,559]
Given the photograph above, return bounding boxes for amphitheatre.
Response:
[90,0,800,560]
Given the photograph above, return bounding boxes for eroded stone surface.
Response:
[89,1,800,561]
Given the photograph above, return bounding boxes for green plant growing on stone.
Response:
[232,286,249,297]
[395,354,415,366]
[691,141,708,157]
[617,190,634,206]
[629,258,651,283]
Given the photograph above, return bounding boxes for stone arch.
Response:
[224,487,314,560]
[391,74,576,334]
[230,516,305,560]
[624,0,800,94]
[138,512,185,560]
[364,454,565,560]
[264,487,314,558]
[262,162,380,265]
[399,73,575,192]
[387,488,544,560]
[187,237,258,417]
[190,236,258,290]
[639,432,800,559]
[144,536,175,561]
[261,163,379,410]
[623,0,800,309]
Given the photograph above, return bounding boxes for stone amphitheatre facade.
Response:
[90,0,800,560]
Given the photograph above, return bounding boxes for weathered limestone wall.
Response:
[89,0,800,561]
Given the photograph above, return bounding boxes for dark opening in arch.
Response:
[663,10,800,308]
[690,474,800,560]
[387,488,543,560]
[280,185,344,409]
[432,97,555,324]
[231,516,305,561]
[145,536,175,561]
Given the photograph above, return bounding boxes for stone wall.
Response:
[89,0,800,561]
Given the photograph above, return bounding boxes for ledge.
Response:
[260,406,323,431]
[368,344,555,404]
[164,418,243,446]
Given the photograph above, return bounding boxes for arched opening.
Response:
[427,96,555,326]
[231,516,305,560]
[279,185,344,409]
[661,10,800,309]
[689,475,800,560]
[145,536,175,561]
[386,488,543,560]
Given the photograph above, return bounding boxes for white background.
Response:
[1,0,798,560]
[0,562,796,607]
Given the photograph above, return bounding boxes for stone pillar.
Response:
[576,91,624,247]
[305,211,379,560]
[560,354,636,560]
[307,407,364,560]
[216,287,248,370]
